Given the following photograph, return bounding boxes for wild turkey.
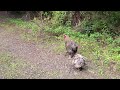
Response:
[63,34,79,58]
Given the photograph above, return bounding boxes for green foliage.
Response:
[106,37,114,44]
[8,18,40,33]
[80,17,108,35]
[113,37,120,46]
[90,32,102,39]
[50,11,66,25]
[43,11,73,36]
[45,25,72,36]
[106,11,120,26]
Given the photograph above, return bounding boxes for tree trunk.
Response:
[71,11,83,26]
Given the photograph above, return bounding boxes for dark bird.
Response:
[63,34,79,58]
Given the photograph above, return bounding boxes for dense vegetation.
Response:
[7,11,120,71]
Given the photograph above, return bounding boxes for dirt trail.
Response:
[0,27,97,79]
[0,15,120,79]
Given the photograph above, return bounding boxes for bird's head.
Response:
[78,45,80,48]
[63,34,67,39]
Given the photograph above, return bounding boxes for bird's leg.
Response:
[65,51,72,59]
[71,53,75,58]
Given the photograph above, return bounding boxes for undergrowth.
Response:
[8,18,40,35]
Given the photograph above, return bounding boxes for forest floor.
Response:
[0,13,120,79]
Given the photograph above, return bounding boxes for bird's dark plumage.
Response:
[64,35,79,58]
